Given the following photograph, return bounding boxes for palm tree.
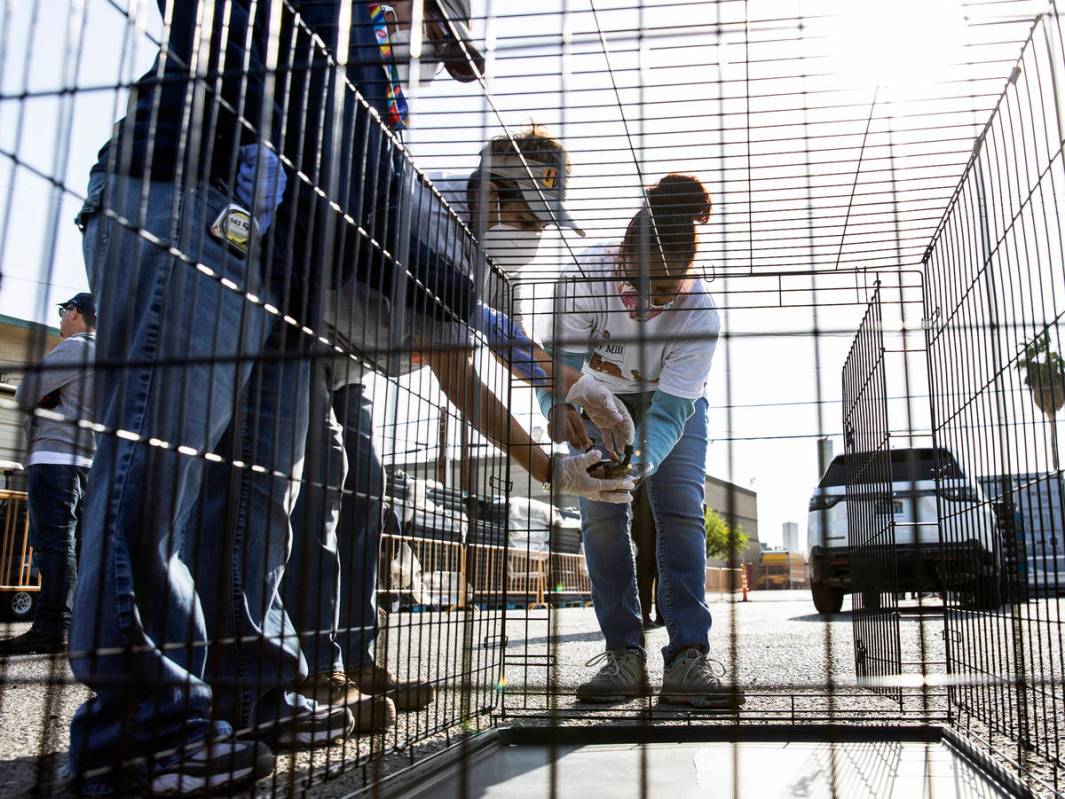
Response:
[1016,331,1065,469]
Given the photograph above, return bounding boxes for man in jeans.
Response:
[69,1,487,793]
[66,1,314,793]
[1,294,96,656]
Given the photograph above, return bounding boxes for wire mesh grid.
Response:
[1,0,1065,797]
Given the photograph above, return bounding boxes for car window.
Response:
[818,449,964,487]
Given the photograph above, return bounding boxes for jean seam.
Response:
[103,241,171,640]
[645,475,677,662]
[646,398,711,664]
[575,415,643,653]
[230,416,255,727]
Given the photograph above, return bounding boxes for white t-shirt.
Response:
[27,451,93,469]
[543,243,720,400]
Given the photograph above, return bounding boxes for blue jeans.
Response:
[69,174,276,786]
[27,463,88,634]
[285,379,382,674]
[576,397,711,664]
[181,326,312,728]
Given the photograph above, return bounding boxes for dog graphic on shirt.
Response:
[589,353,624,379]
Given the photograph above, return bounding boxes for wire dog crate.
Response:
[2,1,1065,797]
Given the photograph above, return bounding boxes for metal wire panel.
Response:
[924,12,1065,785]
[2,0,1065,797]
[841,286,904,702]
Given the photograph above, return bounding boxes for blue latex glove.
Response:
[236,143,287,233]
[475,303,549,384]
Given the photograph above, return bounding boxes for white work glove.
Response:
[552,450,635,504]
[565,373,635,455]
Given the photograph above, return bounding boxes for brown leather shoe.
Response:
[298,672,396,732]
[348,664,435,713]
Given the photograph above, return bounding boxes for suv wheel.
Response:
[970,576,1001,610]
[811,581,844,614]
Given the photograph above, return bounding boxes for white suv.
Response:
[806,447,1001,613]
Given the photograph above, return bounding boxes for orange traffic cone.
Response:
[741,566,750,602]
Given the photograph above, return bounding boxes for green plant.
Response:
[1017,331,1065,378]
[705,507,749,562]
[1016,330,1065,416]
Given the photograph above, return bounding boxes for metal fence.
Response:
[842,286,904,700]
[2,1,1065,797]
[923,11,1065,783]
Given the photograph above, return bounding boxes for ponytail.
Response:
[621,173,711,275]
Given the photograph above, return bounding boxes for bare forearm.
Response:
[428,350,550,484]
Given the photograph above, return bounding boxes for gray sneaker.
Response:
[659,648,745,709]
[575,648,649,703]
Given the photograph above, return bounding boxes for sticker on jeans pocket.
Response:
[209,203,258,256]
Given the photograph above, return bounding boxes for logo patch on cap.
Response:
[541,167,558,190]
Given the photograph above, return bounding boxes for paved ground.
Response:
[0,590,1037,797]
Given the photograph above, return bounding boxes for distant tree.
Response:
[1017,330,1065,469]
[705,507,749,562]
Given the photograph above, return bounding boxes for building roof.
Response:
[0,313,60,338]
[706,473,757,499]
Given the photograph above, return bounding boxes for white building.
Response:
[782,521,800,553]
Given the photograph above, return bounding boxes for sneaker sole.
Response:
[657,691,746,709]
[150,765,255,796]
[273,714,356,750]
[575,687,650,704]
[149,749,274,797]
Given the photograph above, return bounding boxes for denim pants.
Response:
[69,173,281,785]
[285,378,382,675]
[26,463,88,633]
[182,326,311,729]
[576,396,711,664]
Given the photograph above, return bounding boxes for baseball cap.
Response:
[476,143,586,237]
[427,0,485,83]
[58,292,95,317]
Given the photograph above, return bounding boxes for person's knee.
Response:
[581,512,629,545]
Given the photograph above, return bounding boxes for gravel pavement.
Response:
[0,590,1044,797]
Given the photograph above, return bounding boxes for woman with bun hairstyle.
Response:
[538,174,742,708]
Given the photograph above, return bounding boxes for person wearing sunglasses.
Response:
[1,295,96,658]
[538,174,744,709]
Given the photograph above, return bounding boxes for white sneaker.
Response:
[659,648,745,709]
[575,648,649,703]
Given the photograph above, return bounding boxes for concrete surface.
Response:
[401,740,1010,799]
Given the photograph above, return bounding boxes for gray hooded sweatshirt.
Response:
[14,332,96,467]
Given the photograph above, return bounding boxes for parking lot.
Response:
[0,590,956,796]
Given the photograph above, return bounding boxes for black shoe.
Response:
[0,628,67,656]
[148,739,274,795]
[259,705,355,750]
